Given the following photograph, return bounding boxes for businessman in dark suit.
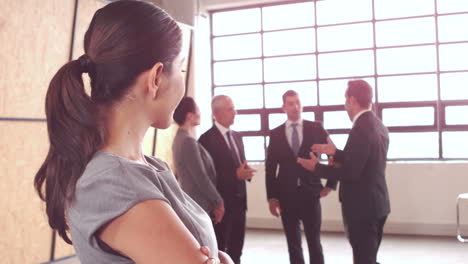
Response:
[199,95,256,264]
[298,80,390,264]
[266,90,337,264]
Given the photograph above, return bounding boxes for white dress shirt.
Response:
[215,121,241,165]
[285,119,303,150]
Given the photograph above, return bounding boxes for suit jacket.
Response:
[199,126,247,209]
[315,111,391,221]
[172,128,223,213]
[266,120,337,201]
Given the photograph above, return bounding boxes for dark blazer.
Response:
[266,120,337,201]
[315,111,391,221]
[172,128,223,213]
[199,126,247,209]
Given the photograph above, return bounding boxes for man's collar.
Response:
[214,121,230,134]
[352,109,372,124]
[286,118,303,127]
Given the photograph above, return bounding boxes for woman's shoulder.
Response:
[79,151,125,185]
[78,151,168,188]
[174,129,197,149]
[145,155,171,171]
[72,152,171,215]
[174,133,199,153]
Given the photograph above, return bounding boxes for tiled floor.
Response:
[243,229,468,264]
[53,229,468,263]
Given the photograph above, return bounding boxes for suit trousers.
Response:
[214,196,246,264]
[343,213,387,264]
[279,187,324,264]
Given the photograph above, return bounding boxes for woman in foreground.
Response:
[34,1,231,263]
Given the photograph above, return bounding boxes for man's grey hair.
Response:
[211,95,231,112]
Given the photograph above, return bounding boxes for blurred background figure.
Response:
[199,95,256,264]
[298,80,390,264]
[172,97,225,224]
[266,90,336,264]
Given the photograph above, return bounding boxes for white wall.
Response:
[246,162,468,236]
[192,13,214,136]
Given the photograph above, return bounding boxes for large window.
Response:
[210,0,468,161]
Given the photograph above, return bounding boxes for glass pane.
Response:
[377,46,436,75]
[438,14,468,42]
[320,78,375,106]
[443,132,468,158]
[376,17,435,47]
[303,112,316,122]
[437,0,468,13]
[212,8,261,36]
[440,72,468,100]
[446,106,468,125]
[264,81,317,108]
[317,23,373,52]
[232,114,261,131]
[375,0,434,19]
[377,74,437,102]
[213,34,261,60]
[264,55,316,82]
[214,59,262,85]
[243,136,265,161]
[269,113,286,129]
[329,133,349,150]
[263,28,315,56]
[382,107,434,127]
[319,50,374,78]
[317,0,372,25]
[324,111,352,129]
[262,2,314,30]
[214,85,263,110]
[388,132,439,159]
[439,43,468,71]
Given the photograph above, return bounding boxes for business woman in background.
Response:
[172,97,225,224]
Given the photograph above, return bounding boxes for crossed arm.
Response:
[99,199,233,264]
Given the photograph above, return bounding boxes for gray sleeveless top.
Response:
[67,151,218,264]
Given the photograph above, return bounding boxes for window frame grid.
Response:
[210,0,468,162]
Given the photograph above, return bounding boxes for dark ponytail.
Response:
[35,59,101,244]
[34,0,182,244]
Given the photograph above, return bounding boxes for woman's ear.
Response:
[146,62,164,99]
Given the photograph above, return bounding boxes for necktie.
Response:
[291,123,300,156]
[227,131,246,197]
[226,131,241,168]
[291,123,301,187]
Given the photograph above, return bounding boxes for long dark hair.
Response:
[34,0,182,244]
